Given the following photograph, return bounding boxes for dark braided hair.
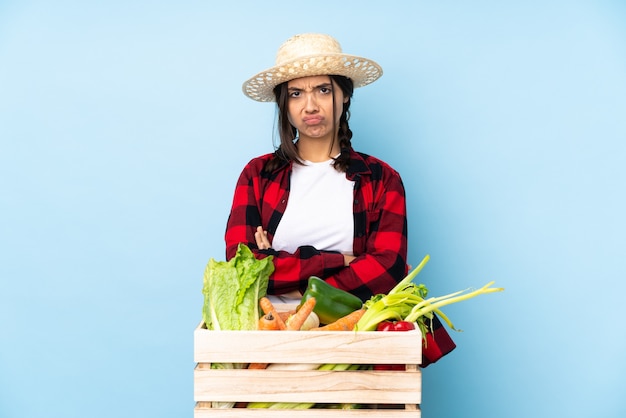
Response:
[331,75,354,172]
[263,75,354,173]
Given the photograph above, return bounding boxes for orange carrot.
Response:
[258,312,280,331]
[286,297,316,330]
[247,362,269,370]
[259,297,287,330]
[278,310,295,322]
[310,309,366,331]
[249,312,282,370]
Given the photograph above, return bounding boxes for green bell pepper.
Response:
[299,276,364,325]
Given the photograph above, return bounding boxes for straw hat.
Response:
[242,33,383,102]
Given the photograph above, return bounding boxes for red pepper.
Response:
[376,320,415,332]
[374,321,416,370]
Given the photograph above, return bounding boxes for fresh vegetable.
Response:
[402,280,504,327]
[248,299,318,371]
[376,320,415,332]
[258,312,281,331]
[277,310,295,322]
[354,254,504,341]
[373,321,416,370]
[286,297,317,330]
[202,243,274,331]
[299,276,364,325]
[355,255,502,370]
[259,297,287,330]
[247,402,315,410]
[310,308,366,331]
[247,312,280,370]
[246,362,269,370]
[296,311,320,331]
[354,255,430,332]
[201,244,274,408]
[277,310,320,330]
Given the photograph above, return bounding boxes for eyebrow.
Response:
[288,83,333,92]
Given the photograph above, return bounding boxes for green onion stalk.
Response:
[354,254,504,337]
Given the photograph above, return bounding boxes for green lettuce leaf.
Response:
[202,244,273,331]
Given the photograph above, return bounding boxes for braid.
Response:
[330,75,355,172]
[333,107,352,172]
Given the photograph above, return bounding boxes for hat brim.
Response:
[242,53,383,102]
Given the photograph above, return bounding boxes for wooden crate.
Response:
[194,318,422,417]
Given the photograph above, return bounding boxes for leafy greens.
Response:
[202,243,274,331]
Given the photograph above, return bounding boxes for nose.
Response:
[304,92,318,112]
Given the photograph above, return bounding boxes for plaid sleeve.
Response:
[224,157,266,261]
[264,247,345,295]
[324,159,408,301]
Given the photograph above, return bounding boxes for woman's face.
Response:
[286,75,346,142]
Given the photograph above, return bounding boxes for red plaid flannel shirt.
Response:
[225,148,408,301]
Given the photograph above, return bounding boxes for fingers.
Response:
[254,226,264,248]
[255,226,272,250]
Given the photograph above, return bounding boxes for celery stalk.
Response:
[247,402,314,409]
[404,281,503,325]
[389,254,431,294]
[354,254,504,335]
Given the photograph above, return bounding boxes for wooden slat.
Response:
[194,323,422,364]
[194,368,421,404]
[194,405,421,418]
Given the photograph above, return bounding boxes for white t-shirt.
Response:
[272,159,355,255]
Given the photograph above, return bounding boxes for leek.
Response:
[354,254,504,333]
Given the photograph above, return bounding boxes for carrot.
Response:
[258,312,281,331]
[247,362,269,370]
[259,297,287,330]
[249,312,282,370]
[278,310,295,322]
[310,309,366,331]
[286,297,316,330]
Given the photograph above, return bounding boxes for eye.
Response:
[319,86,332,94]
[289,90,301,98]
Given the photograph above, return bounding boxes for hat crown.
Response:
[276,33,343,65]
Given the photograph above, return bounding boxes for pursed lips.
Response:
[303,115,324,125]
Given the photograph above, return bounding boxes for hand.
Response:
[255,226,272,250]
[343,254,356,266]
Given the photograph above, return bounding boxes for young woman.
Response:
[225,33,408,301]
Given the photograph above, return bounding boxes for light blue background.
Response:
[1,1,625,417]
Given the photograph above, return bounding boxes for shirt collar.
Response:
[345,149,372,178]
